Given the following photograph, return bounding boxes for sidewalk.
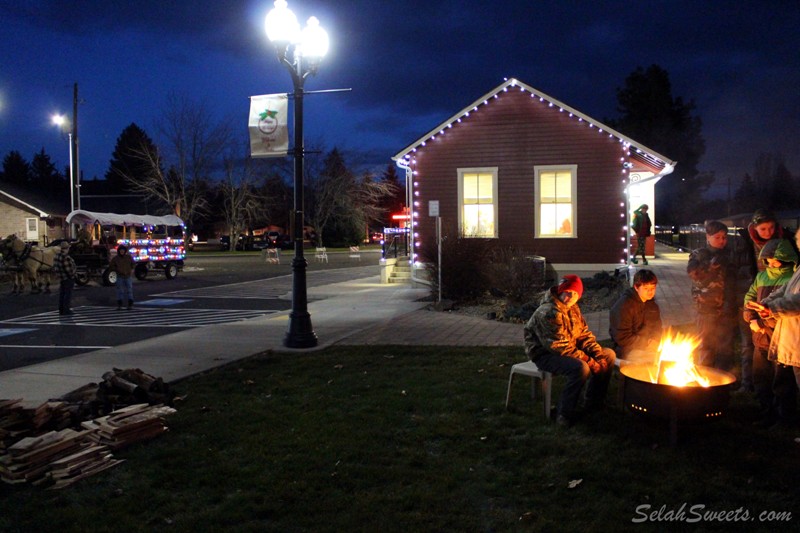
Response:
[0,244,692,407]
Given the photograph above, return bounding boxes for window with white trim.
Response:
[458,168,497,238]
[534,165,576,238]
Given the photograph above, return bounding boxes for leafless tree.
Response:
[306,148,396,246]
[219,147,267,252]
[117,94,231,227]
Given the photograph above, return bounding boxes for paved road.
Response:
[0,251,381,372]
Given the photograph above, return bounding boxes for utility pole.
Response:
[72,83,80,210]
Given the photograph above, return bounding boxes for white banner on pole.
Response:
[249,93,289,158]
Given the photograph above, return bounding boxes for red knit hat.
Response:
[557,274,583,297]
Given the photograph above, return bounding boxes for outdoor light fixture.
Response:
[52,107,79,238]
[265,0,329,348]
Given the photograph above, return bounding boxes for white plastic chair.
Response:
[505,361,553,419]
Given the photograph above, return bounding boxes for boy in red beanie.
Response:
[524,274,616,426]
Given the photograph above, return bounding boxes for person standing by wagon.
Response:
[52,241,77,315]
[109,244,136,310]
[631,204,652,265]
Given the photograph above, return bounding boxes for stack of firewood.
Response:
[0,367,178,489]
[0,428,98,486]
[81,403,176,451]
[59,367,175,420]
[0,403,175,488]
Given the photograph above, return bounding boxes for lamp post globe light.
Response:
[52,113,77,238]
[265,0,329,348]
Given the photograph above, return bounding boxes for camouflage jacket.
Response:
[687,245,736,316]
[524,288,603,362]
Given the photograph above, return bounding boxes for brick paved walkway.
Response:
[339,243,692,347]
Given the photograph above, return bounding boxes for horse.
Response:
[0,235,57,294]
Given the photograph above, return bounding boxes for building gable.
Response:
[391,78,676,270]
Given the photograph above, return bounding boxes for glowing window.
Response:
[535,165,576,238]
[458,168,497,238]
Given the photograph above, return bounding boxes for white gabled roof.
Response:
[66,210,184,228]
[0,189,49,217]
[392,77,677,175]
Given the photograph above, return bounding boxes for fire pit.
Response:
[619,330,737,445]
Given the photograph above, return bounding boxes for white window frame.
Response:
[457,167,498,238]
[534,164,577,238]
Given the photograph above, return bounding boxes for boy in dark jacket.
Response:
[687,220,737,370]
[609,269,663,365]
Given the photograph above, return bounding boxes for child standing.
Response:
[743,239,798,426]
[687,220,737,370]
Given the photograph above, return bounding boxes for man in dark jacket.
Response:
[609,269,663,365]
[52,241,77,315]
[631,204,652,265]
[524,275,616,426]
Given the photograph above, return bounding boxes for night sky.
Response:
[1,0,798,198]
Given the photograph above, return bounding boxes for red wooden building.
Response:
[392,78,676,276]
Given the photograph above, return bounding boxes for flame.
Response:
[652,329,710,387]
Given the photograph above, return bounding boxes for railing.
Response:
[381,234,407,259]
[655,224,747,252]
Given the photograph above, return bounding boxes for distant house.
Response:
[0,184,68,244]
[392,78,676,277]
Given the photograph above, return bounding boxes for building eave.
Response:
[0,189,50,218]
[392,77,677,176]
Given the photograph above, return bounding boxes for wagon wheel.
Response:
[164,262,178,280]
[102,268,118,286]
[74,270,90,286]
[134,263,148,281]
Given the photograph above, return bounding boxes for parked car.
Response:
[266,231,281,245]
[251,239,270,250]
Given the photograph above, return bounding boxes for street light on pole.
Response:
[265,0,329,349]
[52,113,76,238]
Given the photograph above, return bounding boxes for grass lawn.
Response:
[1,345,798,532]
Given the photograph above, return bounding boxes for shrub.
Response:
[486,246,546,304]
[420,231,491,302]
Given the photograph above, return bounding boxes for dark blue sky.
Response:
[1,0,798,198]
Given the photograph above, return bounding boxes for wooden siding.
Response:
[412,90,629,264]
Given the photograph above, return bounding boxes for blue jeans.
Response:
[533,348,616,419]
[116,276,133,303]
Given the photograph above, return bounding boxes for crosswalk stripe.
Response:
[0,306,276,328]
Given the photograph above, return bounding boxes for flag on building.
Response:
[249,94,289,158]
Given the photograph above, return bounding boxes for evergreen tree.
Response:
[105,123,159,194]
[30,148,68,204]
[732,173,759,214]
[379,163,405,227]
[609,65,708,224]
[768,163,797,211]
[1,151,32,187]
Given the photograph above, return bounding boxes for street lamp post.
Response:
[52,113,76,238]
[265,0,329,349]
